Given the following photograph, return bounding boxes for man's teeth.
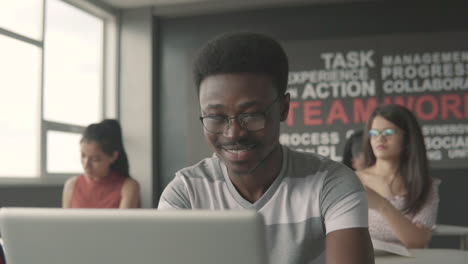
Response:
[224,146,254,152]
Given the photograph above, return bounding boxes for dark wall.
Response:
[0,185,62,207]
[157,1,468,247]
[429,170,467,248]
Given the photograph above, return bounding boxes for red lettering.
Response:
[326,100,349,125]
[353,98,377,124]
[414,95,438,120]
[405,97,414,111]
[384,96,403,106]
[465,93,468,118]
[286,101,300,126]
[374,94,468,121]
[441,94,462,120]
[303,101,322,125]
[383,96,414,110]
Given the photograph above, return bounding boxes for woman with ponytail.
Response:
[62,119,140,208]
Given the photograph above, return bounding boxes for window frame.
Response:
[0,0,119,185]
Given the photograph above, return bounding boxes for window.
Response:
[47,131,82,173]
[0,0,118,182]
[0,35,41,178]
[0,0,43,40]
[44,0,104,126]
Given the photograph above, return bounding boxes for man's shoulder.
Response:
[286,145,335,162]
[284,146,345,176]
[176,155,224,182]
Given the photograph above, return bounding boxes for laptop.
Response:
[0,207,267,264]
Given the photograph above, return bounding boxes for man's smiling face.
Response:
[199,73,287,176]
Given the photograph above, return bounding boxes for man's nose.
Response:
[223,118,246,139]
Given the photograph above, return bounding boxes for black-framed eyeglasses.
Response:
[199,94,283,134]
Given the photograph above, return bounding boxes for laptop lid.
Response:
[0,207,267,264]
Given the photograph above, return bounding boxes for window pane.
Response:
[43,0,103,126]
[47,131,82,173]
[0,35,41,178]
[0,0,43,40]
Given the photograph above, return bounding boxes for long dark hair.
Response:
[342,130,364,171]
[81,119,130,177]
[362,104,431,215]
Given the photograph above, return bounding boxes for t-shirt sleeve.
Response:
[412,178,441,229]
[157,174,192,209]
[320,163,368,234]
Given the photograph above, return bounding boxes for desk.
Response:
[375,249,468,264]
[433,224,468,250]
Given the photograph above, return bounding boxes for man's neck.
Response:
[229,145,283,203]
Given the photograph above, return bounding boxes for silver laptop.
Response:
[0,207,267,264]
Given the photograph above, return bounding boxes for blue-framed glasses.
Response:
[368,128,396,137]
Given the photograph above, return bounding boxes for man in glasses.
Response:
[158,32,374,264]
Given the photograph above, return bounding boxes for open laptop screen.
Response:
[0,208,267,264]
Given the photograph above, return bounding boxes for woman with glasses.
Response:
[356,104,440,248]
[62,119,140,208]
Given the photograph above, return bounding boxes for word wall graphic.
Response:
[280,32,468,169]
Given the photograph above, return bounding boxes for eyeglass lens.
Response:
[202,114,266,133]
[368,128,395,137]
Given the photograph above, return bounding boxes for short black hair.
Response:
[342,130,364,170]
[193,32,289,96]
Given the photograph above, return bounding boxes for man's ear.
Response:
[280,93,290,121]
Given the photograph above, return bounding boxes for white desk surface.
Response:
[434,224,468,236]
[375,249,468,264]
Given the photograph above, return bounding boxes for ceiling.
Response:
[98,0,369,17]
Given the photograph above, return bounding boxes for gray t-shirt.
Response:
[158,146,368,264]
